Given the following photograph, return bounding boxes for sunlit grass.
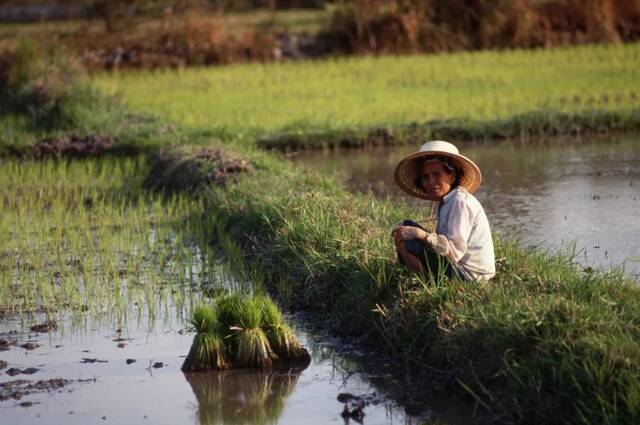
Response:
[94,42,640,137]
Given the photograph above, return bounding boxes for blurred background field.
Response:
[94,42,640,136]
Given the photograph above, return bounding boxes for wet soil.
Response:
[29,320,57,333]
[0,378,72,402]
[144,146,253,194]
[33,134,116,158]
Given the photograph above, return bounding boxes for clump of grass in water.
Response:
[183,304,229,371]
[182,293,309,371]
[259,294,309,360]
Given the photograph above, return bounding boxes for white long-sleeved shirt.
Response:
[430,187,495,281]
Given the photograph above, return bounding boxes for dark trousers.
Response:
[397,220,457,279]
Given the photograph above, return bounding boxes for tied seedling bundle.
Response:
[182,293,310,371]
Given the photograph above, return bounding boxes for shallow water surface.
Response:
[293,135,640,279]
[0,307,474,425]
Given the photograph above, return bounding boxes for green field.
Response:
[0,158,217,316]
[95,42,640,137]
[3,36,640,423]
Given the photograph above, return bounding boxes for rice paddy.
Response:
[0,157,228,318]
[146,142,640,424]
[3,33,640,424]
[94,42,640,140]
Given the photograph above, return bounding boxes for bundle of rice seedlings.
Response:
[232,296,279,369]
[215,292,241,331]
[182,304,228,371]
[258,295,310,363]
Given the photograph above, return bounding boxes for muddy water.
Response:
[0,304,475,425]
[292,135,640,279]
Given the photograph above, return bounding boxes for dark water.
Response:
[292,135,640,280]
[0,305,475,425]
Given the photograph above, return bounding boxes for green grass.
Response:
[4,33,640,423]
[94,42,640,143]
[0,157,225,317]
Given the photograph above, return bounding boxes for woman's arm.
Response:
[392,227,426,273]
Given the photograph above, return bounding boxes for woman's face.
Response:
[420,160,455,201]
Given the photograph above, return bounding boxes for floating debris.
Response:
[80,358,108,364]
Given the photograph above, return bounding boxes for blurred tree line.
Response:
[84,0,324,31]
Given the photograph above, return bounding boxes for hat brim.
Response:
[394,150,482,199]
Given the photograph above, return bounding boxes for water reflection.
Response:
[292,135,640,278]
[185,367,304,425]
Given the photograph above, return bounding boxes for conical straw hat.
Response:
[394,141,482,199]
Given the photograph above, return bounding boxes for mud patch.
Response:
[257,126,400,152]
[144,146,253,194]
[0,338,14,351]
[0,378,89,402]
[30,320,57,333]
[33,134,116,158]
[80,358,108,364]
[20,342,40,351]
[5,368,39,377]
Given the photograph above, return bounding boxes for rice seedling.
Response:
[258,294,310,362]
[0,157,221,323]
[182,304,228,372]
[231,295,278,369]
[182,293,308,371]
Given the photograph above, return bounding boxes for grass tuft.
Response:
[182,293,308,371]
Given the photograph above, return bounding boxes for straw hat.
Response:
[394,141,482,199]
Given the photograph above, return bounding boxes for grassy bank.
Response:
[0,41,214,157]
[145,143,640,424]
[95,42,640,149]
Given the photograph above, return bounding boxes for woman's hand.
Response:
[391,225,428,243]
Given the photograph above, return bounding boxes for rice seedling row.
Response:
[95,42,640,143]
[0,157,234,320]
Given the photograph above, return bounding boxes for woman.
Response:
[392,141,495,281]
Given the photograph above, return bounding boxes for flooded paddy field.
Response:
[293,134,640,279]
[0,306,475,425]
[0,158,473,424]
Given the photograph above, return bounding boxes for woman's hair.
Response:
[414,156,462,188]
